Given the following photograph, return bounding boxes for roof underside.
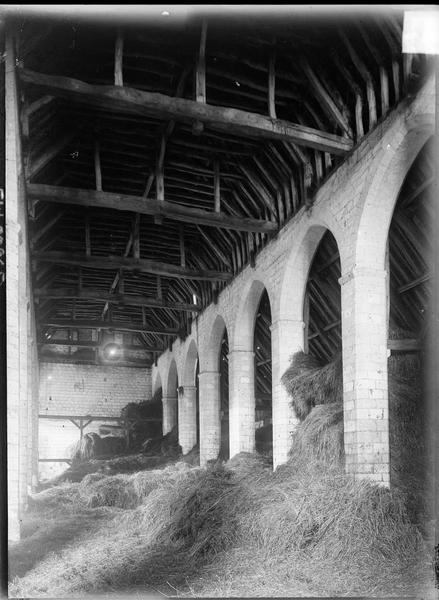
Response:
[6,8,432,368]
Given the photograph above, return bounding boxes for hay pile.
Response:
[10,456,432,598]
[71,432,125,463]
[281,347,431,523]
[46,452,177,486]
[121,393,163,450]
[281,351,342,420]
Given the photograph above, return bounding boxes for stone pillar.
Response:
[228,349,255,457]
[178,385,197,454]
[340,266,390,486]
[270,319,304,469]
[162,395,177,435]
[198,371,221,465]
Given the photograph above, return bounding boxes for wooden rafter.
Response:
[40,319,181,335]
[20,69,353,154]
[34,288,201,311]
[27,183,278,233]
[32,250,232,281]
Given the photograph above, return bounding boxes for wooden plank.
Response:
[34,287,202,312]
[40,319,180,335]
[27,183,278,233]
[20,69,353,154]
[388,338,421,352]
[33,250,232,281]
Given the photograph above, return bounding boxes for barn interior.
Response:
[3,5,437,598]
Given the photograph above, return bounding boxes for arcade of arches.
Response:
[155,81,434,477]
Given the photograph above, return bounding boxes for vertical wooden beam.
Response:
[94,139,102,191]
[268,47,276,119]
[196,20,207,103]
[379,66,389,114]
[355,91,364,140]
[114,28,124,87]
[214,160,221,213]
[179,224,186,268]
[392,60,400,102]
[133,213,140,260]
[193,19,207,135]
[118,270,124,294]
[85,211,91,257]
[157,275,162,300]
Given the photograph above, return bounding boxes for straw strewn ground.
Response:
[9,455,435,598]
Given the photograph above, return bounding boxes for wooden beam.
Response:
[214,160,221,213]
[27,132,75,180]
[114,29,124,86]
[20,69,353,154]
[300,58,353,139]
[268,48,276,119]
[178,224,186,268]
[398,272,431,294]
[193,19,207,135]
[38,338,163,351]
[388,338,421,352]
[133,213,140,260]
[401,176,434,208]
[32,210,64,244]
[34,287,201,311]
[94,139,102,191]
[40,319,180,335]
[27,183,278,234]
[33,250,232,281]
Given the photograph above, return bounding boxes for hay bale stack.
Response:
[281,352,342,420]
[121,397,163,451]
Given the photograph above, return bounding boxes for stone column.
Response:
[270,319,304,469]
[228,349,255,457]
[162,395,177,435]
[198,371,221,465]
[178,385,197,454]
[340,266,390,486]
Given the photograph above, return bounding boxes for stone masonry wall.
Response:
[154,76,435,476]
[39,363,152,417]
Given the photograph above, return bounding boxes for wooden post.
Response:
[380,65,389,115]
[94,139,102,191]
[133,213,140,260]
[114,29,124,87]
[268,48,276,119]
[85,211,91,256]
[193,19,207,135]
[179,224,186,267]
[214,160,221,213]
[157,275,162,300]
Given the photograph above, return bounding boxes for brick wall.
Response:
[39,363,152,417]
